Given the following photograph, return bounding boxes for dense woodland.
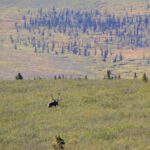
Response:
[10,7,150,62]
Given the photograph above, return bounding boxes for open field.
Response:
[0,79,150,150]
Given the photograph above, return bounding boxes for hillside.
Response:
[0,0,150,80]
[0,79,150,150]
[0,0,145,9]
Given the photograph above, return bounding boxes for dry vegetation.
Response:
[0,1,150,150]
[0,79,150,150]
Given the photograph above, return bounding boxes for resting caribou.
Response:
[47,93,61,108]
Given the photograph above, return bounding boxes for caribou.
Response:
[47,93,61,108]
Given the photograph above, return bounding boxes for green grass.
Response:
[0,79,150,150]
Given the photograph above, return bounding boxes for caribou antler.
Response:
[50,94,55,101]
[57,93,62,102]
[47,93,62,108]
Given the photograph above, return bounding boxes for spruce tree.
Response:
[134,72,137,79]
[143,73,148,82]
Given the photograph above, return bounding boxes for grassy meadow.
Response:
[0,79,150,150]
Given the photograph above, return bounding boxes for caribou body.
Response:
[47,100,59,108]
[47,94,61,108]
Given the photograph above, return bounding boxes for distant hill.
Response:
[0,0,101,9]
[0,0,146,9]
[0,0,149,80]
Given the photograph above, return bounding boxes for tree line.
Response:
[10,8,150,62]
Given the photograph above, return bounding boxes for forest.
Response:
[10,7,150,63]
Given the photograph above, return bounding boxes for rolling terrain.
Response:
[0,1,150,149]
[0,0,150,80]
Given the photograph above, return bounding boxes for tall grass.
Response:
[0,79,150,150]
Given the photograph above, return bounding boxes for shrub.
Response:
[15,73,23,80]
[52,136,65,150]
[85,75,88,80]
[107,70,111,80]
[134,72,137,79]
[143,73,148,82]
